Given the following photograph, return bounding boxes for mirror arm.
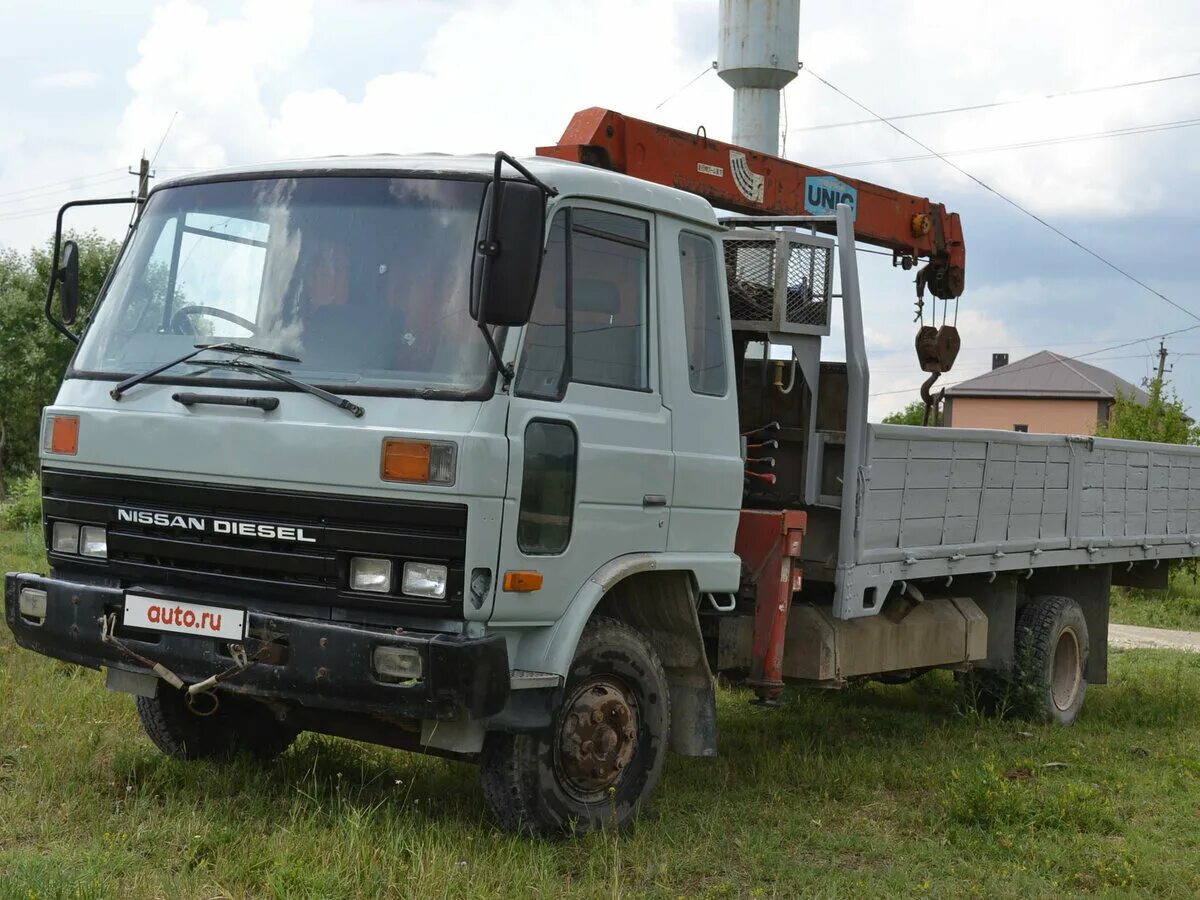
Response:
[45,196,140,342]
[478,322,514,383]
[492,151,559,198]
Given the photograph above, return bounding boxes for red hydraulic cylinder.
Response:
[734,509,807,702]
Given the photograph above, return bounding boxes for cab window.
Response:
[516,207,651,399]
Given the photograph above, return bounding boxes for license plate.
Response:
[123,594,245,641]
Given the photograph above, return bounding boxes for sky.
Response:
[2,0,1199,420]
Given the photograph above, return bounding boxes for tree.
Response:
[882,399,943,427]
[0,231,120,493]
[1097,378,1198,445]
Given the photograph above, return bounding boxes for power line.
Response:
[804,66,1200,328]
[0,204,73,223]
[0,169,124,203]
[874,335,1183,355]
[0,175,129,210]
[868,351,1152,376]
[0,184,131,223]
[788,69,1200,134]
[824,116,1200,169]
[870,325,1200,398]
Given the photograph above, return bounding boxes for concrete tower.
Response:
[717,0,801,156]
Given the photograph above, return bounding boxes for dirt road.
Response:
[1109,623,1200,652]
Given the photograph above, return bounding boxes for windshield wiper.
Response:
[185,358,365,418]
[110,342,301,401]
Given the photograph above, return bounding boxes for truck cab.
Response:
[5,155,744,834]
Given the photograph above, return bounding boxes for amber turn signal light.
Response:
[503,570,544,593]
[45,414,79,455]
[382,439,431,482]
[380,438,457,485]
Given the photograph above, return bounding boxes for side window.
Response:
[515,206,651,399]
[514,212,567,400]
[570,209,649,391]
[678,232,727,396]
[517,421,577,554]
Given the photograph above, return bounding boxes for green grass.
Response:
[4,528,1200,897]
[1111,567,1200,632]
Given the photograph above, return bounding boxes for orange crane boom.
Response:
[537,107,965,300]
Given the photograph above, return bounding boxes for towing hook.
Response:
[186,690,220,717]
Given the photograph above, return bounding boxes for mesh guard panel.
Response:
[723,230,834,335]
[785,242,832,327]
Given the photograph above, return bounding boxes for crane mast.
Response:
[536,107,965,302]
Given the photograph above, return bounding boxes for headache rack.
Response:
[723,227,834,337]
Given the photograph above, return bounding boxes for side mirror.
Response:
[472,180,547,327]
[45,195,137,343]
[58,240,80,326]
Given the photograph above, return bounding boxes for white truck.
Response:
[5,109,1188,835]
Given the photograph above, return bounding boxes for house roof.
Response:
[945,351,1150,401]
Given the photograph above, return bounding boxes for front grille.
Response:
[41,469,468,617]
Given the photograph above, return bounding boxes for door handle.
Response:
[642,494,667,507]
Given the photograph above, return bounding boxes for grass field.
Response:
[1110,567,1200,632]
[3,525,1200,897]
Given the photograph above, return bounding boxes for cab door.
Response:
[491,202,672,626]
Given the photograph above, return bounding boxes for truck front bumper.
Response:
[4,572,509,721]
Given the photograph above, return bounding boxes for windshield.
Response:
[75,175,492,394]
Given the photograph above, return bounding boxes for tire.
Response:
[1014,595,1089,726]
[481,617,671,836]
[136,684,298,762]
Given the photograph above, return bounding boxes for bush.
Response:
[0,471,41,529]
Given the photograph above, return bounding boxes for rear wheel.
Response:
[1015,595,1089,725]
[136,684,297,761]
[481,617,670,836]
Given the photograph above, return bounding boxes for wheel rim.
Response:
[1050,626,1082,712]
[555,676,640,803]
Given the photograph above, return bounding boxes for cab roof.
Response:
[155,153,721,229]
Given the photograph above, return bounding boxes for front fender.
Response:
[506,551,740,678]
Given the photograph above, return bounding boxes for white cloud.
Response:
[115,0,720,169]
[109,0,1200,225]
[37,70,100,89]
[116,0,315,168]
[787,1,1200,218]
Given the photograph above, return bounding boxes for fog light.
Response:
[80,525,108,559]
[373,645,423,682]
[350,557,392,593]
[51,522,80,554]
[402,562,448,599]
[18,587,48,624]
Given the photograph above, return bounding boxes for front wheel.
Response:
[481,617,671,836]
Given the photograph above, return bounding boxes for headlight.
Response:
[402,562,448,599]
[349,557,392,593]
[80,525,108,559]
[51,522,80,554]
